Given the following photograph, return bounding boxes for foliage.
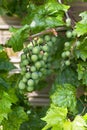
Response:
[0,0,87,130]
[51,84,77,113]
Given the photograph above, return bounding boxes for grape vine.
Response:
[0,0,87,130]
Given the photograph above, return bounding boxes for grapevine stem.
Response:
[29,27,66,40]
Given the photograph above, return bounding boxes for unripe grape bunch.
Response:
[19,35,58,92]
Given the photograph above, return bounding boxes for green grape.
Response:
[66,31,72,38]
[51,36,57,42]
[32,46,40,54]
[44,35,50,42]
[61,52,66,58]
[39,53,43,59]
[22,59,29,66]
[72,31,77,37]
[27,86,34,92]
[22,77,27,83]
[38,72,42,77]
[21,67,26,72]
[43,55,47,61]
[47,41,53,47]
[25,72,31,79]
[40,60,45,67]
[19,81,26,90]
[64,42,70,47]
[40,68,47,75]
[65,60,70,66]
[66,18,71,27]
[37,38,43,44]
[21,53,27,60]
[27,79,34,87]
[31,72,39,80]
[76,41,80,47]
[31,54,38,62]
[30,66,36,72]
[35,61,42,69]
[65,51,70,57]
[42,45,49,52]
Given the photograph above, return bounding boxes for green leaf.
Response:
[77,62,87,85]
[72,115,87,130]
[0,45,3,52]
[23,2,69,33]
[0,92,12,123]
[75,38,87,61]
[51,84,77,113]
[74,11,87,36]
[41,104,67,130]
[0,61,15,71]
[7,25,30,52]
[83,113,87,123]
[54,67,80,87]
[0,77,10,89]
[63,120,72,130]
[2,107,28,130]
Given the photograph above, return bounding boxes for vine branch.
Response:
[29,26,66,40]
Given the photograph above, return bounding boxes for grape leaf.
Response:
[75,11,87,36]
[0,61,15,71]
[63,121,72,130]
[75,39,87,61]
[0,92,13,123]
[0,77,10,89]
[7,25,30,52]
[72,115,87,130]
[23,2,69,33]
[77,62,87,85]
[54,67,80,87]
[2,107,28,130]
[41,104,67,130]
[51,84,77,113]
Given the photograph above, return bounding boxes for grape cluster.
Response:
[19,35,57,92]
[61,28,81,66]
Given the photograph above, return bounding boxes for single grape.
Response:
[42,45,49,52]
[64,42,70,47]
[31,54,38,62]
[65,51,70,57]
[66,31,72,38]
[65,60,70,66]
[32,46,40,54]
[19,81,26,90]
[22,59,29,66]
[31,72,39,80]
[35,61,42,69]
[22,77,27,83]
[44,35,50,42]
[75,41,80,47]
[37,38,43,44]
[61,52,66,58]
[47,41,53,47]
[27,86,34,92]
[30,66,36,72]
[66,18,71,27]
[27,79,34,87]
[25,72,31,79]
[51,36,57,43]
